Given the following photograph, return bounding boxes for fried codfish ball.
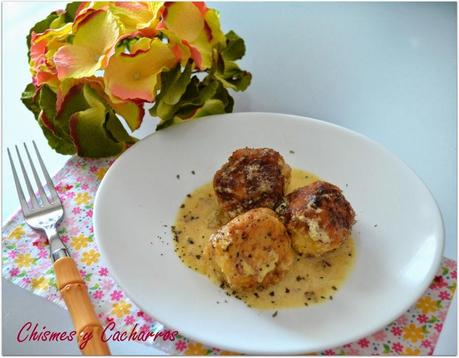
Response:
[277,181,355,257]
[204,208,294,291]
[213,148,291,218]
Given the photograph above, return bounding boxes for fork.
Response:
[8,142,111,355]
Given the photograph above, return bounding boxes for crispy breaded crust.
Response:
[277,181,355,256]
[204,208,294,291]
[213,148,291,218]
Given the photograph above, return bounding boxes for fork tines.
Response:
[7,141,61,214]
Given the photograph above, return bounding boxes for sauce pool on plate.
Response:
[172,169,355,309]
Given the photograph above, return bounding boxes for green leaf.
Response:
[383,344,391,353]
[104,110,137,145]
[153,76,208,128]
[36,84,77,154]
[149,31,250,131]
[212,80,234,112]
[175,79,233,118]
[200,76,221,100]
[215,60,252,91]
[213,47,225,74]
[191,99,225,118]
[37,82,129,157]
[68,85,133,157]
[161,61,193,105]
[22,83,76,154]
[55,84,90,135]
[21,83,40,119]
[222,30,246,61]
[150,61,194,124]
[149,73,195,125]
[211,31,251,92]
[64,2,82,23]
[69,112,124,157]
[428,317,438,323]
[38,112,76,155]
[154,74,235,130]
[38,85,57,120]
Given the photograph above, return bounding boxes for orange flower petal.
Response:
[104,39,177,102]
[54,9,119,79]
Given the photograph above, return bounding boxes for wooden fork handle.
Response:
[54,257,111,355]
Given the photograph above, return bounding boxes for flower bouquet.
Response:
[22,2,251,157]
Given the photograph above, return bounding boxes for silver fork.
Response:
[7,141,69,261]
[7,141,111,355]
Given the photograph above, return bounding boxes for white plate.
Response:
[94,112,444,354]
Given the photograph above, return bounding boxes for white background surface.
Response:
[1,1,456,355]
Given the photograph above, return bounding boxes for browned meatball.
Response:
[204,208,294,291]
[213,148,291,218]
[277,181,355,257]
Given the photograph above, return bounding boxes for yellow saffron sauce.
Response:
[172,169,355,309]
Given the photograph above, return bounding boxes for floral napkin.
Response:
[2,156,457,355]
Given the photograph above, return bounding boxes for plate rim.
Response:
[94,111,444,354]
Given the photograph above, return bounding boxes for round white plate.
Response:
[94,112,444,354]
